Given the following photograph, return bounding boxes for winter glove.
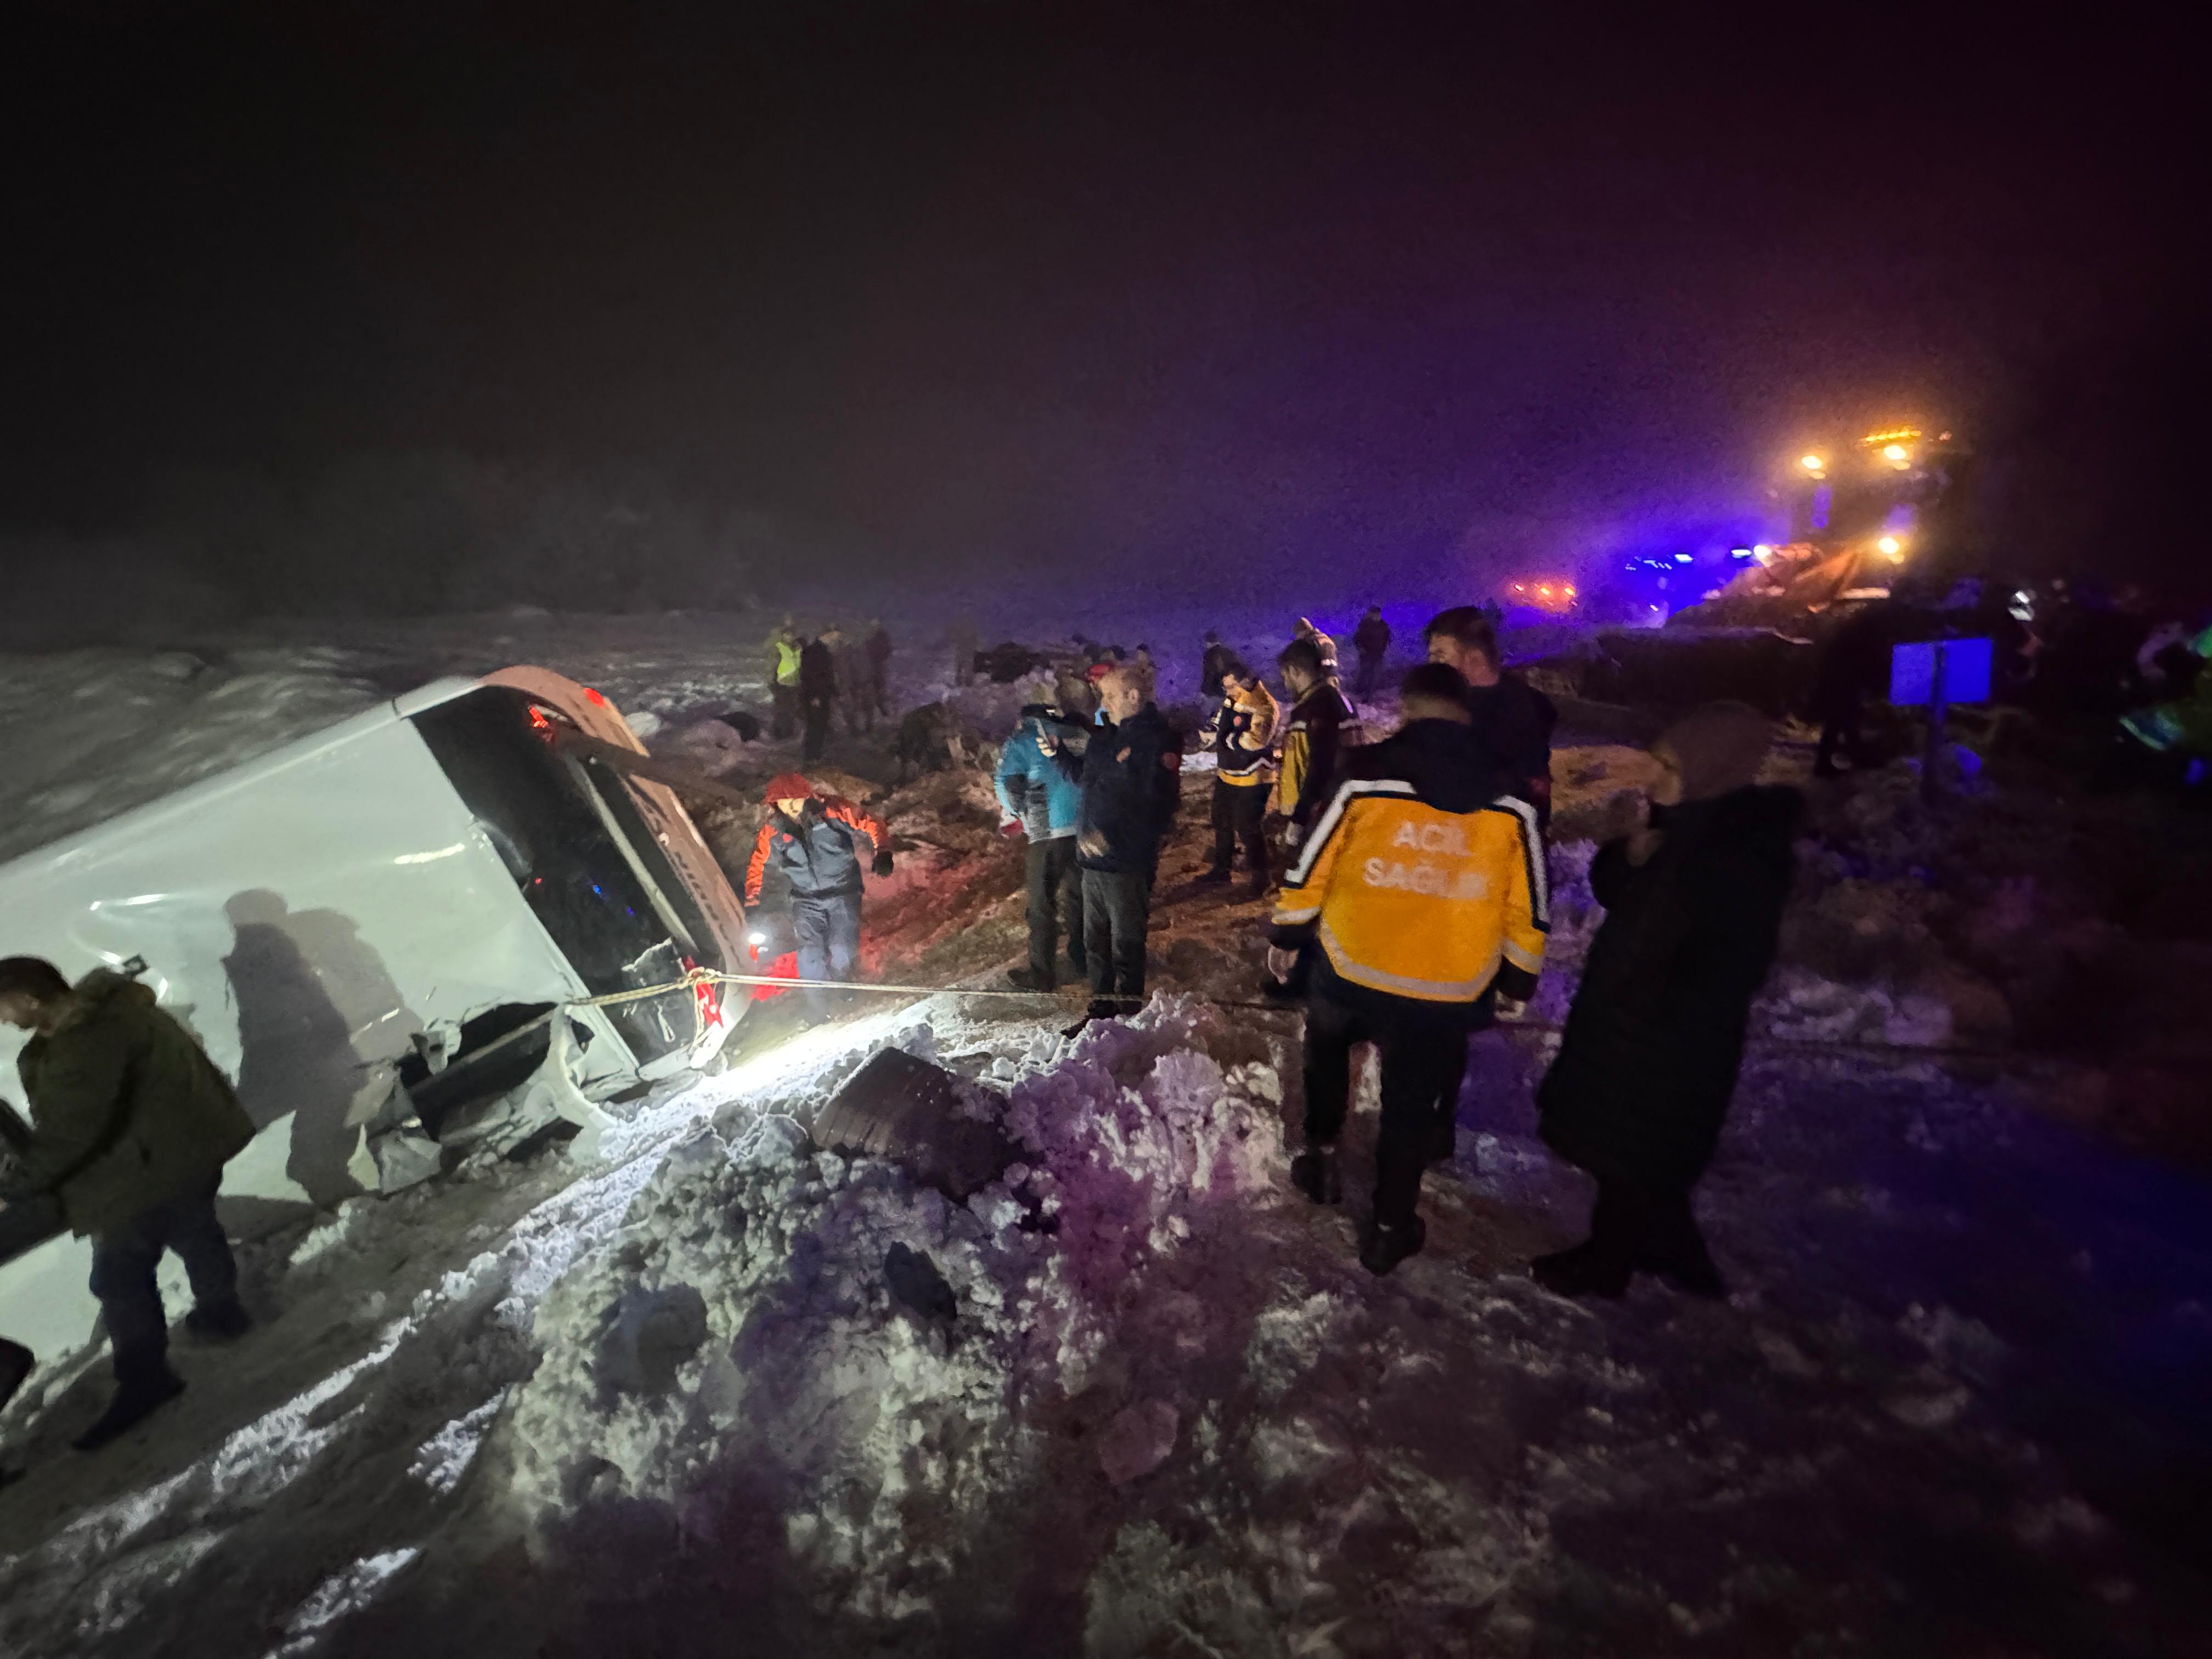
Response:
[873,851,895,877]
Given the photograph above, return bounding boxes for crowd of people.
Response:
[764,616,895,759]
[982,607,1793,1280]
[0,601,1808,1478]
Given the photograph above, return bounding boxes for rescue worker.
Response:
[1295,617,1340,681]
[1272,638,1362,850]
[1268,664,1547,1275]
[1533,703,1798,1299]
[743,775,893,1020]
[1424,606,1556,827]
[1200,630,1235,699]
[0,957,258,1450]
[1042,667,1180,1019]
[766,617,804,741]
[995,698,1089,990]
[1198,659,1279,893]
[864,620,894,717]
[800,626,840,761]
[1351,605,1392,698]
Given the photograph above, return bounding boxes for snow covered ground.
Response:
[2,612,2209,1657]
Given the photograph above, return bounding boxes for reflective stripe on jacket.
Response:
[1271,720,1546,1009]
[1203,683,1279,785]
[1273,682,1362,823]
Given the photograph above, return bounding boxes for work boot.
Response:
[74,1367,185,1452]
[1289,1146,1341,1205]
[1195,866,1232,887]
[1359,1214,1426,1276]
[1006,966,1051,992]
[1245,872,1270,899]
[1086,997,1122,1022]
[0,1338,32,1413]
[185,1298,253,1341]
[1530,1239,1632,1300]
[1636,1227,1728,1300]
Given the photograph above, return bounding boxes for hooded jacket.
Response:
[1053,703,1181,872]
[995,704,1087,840]
[13,970,256,1238]
[1201,681,1279,786]
[1537,783,1801,1191]
[1352,611,1392,657]
[1273,680,1363,827]
[744,777,889,904]
[1272,719,1546,1023]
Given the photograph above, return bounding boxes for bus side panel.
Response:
[0,716,613,1207]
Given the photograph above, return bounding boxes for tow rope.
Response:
[579,967,2055,1069]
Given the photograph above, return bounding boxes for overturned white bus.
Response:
[0,666,748,1366]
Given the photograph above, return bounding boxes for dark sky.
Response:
[4,3,2202,598]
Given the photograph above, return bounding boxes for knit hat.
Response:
[764,772,816,804]
[1656,702,1771,802]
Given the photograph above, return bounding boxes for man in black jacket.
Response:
[1046,667,1180,1019]
[1351,606,1392,698]
[1200,630,1235,700]
[800,627,841,761]
[1425,606,1556,827]
[1534,702,1798,1299]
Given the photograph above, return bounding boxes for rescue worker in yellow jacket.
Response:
[1268,662,1547,1274]
[1198,659,1279,894]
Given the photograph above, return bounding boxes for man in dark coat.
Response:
[1810,601,1897,776]
[864,620,894,716]
[1045,667,1180,1018]
[800,627,841,761]
[1425,606,1557,827]
[0,958,258,1449]
[1351,606,1392,698]
[1200,630,1235,700]
[1533,703,1799,1299]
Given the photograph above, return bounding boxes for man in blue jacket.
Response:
[1044,667,1181,1018]
[996,697,1090,991]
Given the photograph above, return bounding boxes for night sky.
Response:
[4,4,2203,607]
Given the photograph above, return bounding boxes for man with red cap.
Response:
[744,773,893,1018]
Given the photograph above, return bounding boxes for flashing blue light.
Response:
[1673,552,1693,565]
[1730,546,1752,560]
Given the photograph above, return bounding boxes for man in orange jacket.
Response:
[744,772,892,1017]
